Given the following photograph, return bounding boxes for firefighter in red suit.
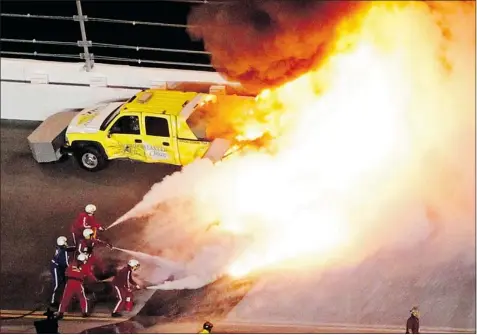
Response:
[57,253,97,318]
[77,228,112,274]
[80,253,95,284]
[111,259,141,317]
[71,204,104,245]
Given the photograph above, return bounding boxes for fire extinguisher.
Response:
[125,290,134,312]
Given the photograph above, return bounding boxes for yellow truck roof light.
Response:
[137,92,153,104]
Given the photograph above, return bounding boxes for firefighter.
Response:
[111,259,141,317]
[57,253,97,319]
[71,204,105,245]
[77,252,96,284]
[50,236,76,307]
[406,306,420,334]
[199,321,214,334]
[77,228,112,274]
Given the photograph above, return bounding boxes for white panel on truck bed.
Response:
[204,138,232,163]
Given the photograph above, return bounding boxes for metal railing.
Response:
[0,0,217,71]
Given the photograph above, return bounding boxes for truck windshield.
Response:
[100,105,122,131]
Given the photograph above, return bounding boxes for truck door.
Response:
[104,113,145,161]
[141,114,178,165]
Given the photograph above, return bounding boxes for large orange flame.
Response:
[191,1,475,278]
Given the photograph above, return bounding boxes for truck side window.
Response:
[145,116,170,137]
[111,116,140,135]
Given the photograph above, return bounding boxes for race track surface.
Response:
[0,120,256,332]
[1,120,475,333]
[0,120,179,311]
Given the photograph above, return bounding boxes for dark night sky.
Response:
[0,0,213,71]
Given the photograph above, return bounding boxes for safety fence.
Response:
[0,0,231,72]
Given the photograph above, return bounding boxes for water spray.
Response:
[105,220,121,231]
[112,247,185,272]
[106,218,125,230]
[146,273,221,291]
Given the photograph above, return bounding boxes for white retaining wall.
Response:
[1,58,233,121]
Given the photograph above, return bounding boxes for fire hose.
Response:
[1,273,49,320]
[3,239,135,323]
[0,306,46,321]
[1,273,113,321]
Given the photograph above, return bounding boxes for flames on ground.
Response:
[110,1,475,288]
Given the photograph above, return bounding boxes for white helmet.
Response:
[56,236,67,246]
[83,228,94,238]
[77,253,88,263]
[128,259,140,268]
[85,204,96,214]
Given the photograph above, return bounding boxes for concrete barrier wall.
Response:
[1,58,233,121]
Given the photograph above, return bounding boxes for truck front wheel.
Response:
[75,146,108,172]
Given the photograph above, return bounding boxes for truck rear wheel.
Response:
[76,146,108,172]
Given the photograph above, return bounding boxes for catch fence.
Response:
[0,0,230,72]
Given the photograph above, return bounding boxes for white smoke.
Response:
[147,243,239,290]
[108,159,216,228]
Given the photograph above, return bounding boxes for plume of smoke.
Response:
[147,241,247,290]
[187,0,366,92]
[108,159,216,228]
[110,0,474,306]
[113,247,185,272]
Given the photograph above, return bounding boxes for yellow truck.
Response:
[27,89,249,172]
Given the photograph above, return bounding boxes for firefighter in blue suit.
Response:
[50,236,76,307]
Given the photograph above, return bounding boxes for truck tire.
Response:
[75,146,108,172]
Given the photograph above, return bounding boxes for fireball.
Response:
[193,1,475,278]
[115,1,475,285]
